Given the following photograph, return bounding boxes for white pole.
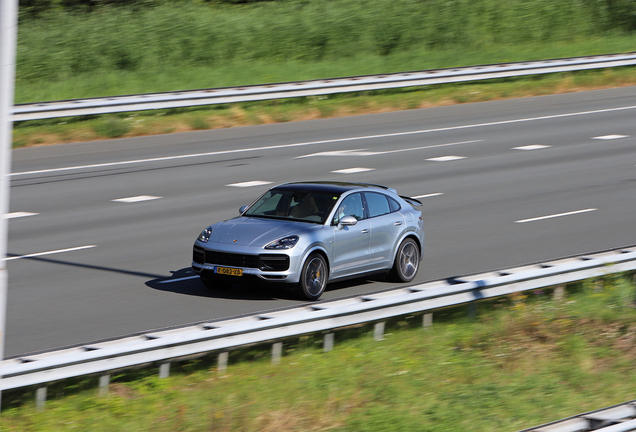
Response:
[0,0,19,413]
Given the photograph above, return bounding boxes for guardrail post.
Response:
[159,362,170,379]
[468,302,476,320]
[218,352,228,374]
[35,386,46,411]
[374,322,385,341]
[423,313,433,330]
[272,342,282,365]
[554,285,565,300]
[98,374,110,396]
[324,333,334,352]
[595,279,604,292]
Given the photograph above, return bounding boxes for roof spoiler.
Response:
[400,195,423,207]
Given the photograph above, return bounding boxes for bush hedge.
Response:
[16,0,636,85]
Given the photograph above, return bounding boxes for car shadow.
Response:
[146,268,283,300]
[146,268,384,301]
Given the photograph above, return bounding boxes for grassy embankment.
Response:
[12,0,636,147]
[2,274,636,431]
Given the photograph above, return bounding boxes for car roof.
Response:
[271,181,395,195]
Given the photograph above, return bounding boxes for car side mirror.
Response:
[338,215,358,228]
[239,205,249,215]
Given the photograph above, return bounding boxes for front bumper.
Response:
[191,241,305,284]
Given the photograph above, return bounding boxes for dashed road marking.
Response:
[426,156,465,162]
[112,195,162,203]
[413,193,444,199]
[5,212,39,219]
[4,245,97,261]
[226,181,272,188]
[515,208,597,223]
[331,168,375,174]
[296,140,482,159]
[513,145,551,151]
[296,149,378,158]
[592,135,629,140]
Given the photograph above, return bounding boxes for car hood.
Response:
[209,217,319,246]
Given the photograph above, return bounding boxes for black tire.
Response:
[200,274,232,290]
[296,253,328,301]
[389,238,420,283]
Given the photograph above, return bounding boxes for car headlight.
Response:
[198,226,213,243]
[265,235,299,250]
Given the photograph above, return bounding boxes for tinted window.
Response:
[248,191,282,215]
[388,196,401,212]
[365,192,391,218]
[333,193,365,223]
[245,190,338,224]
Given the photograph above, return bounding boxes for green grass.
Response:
[14,35,636,103]
[2,274,636,431]
[14,0,636,102]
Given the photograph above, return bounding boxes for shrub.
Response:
[92,116,131,138]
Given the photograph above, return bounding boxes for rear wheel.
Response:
[296,253,328,301]
[389,238,420,282]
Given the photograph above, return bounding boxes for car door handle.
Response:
[361,229,370,234]
[394,221,403,226]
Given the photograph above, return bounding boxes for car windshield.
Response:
[244,189,340,224]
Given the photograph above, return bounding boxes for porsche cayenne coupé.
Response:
[192,181,424,300]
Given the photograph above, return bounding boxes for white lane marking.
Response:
[413,193,444,199]
[593,135,629,140]
[158,275,200,284]
[380,141,480,155]
[4,245,96,261]
[295,140,482,159]
[296,149,378,158]
[426,156,465,162]
[226,180,272,188]
[513,145,551,150]
[331,167,375,174]
[11,105,636,177]
[515,208,597,223]
[112,195,162,203]
[5,212,39,219]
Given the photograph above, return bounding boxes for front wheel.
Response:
[296,253,328,301]
[389,238,420,283]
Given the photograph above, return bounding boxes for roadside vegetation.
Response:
[11,0,636,147]
[2,274,636,431]
[16,0,636,89]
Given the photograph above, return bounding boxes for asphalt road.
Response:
[6,87,636,357]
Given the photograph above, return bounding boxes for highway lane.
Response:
[5,87,636,357]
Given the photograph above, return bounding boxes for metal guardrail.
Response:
[12,52,636,121]
[519,400,636,432]
[2,246,635,395]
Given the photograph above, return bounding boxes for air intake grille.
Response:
[194,247,290,271]
[205,251,260,268]
[259,254,290,271]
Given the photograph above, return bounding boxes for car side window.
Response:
[333,193,365,224]
[388,196,401,212]
[365,192,392,218]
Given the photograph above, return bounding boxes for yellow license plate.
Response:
[215,267,243,276]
